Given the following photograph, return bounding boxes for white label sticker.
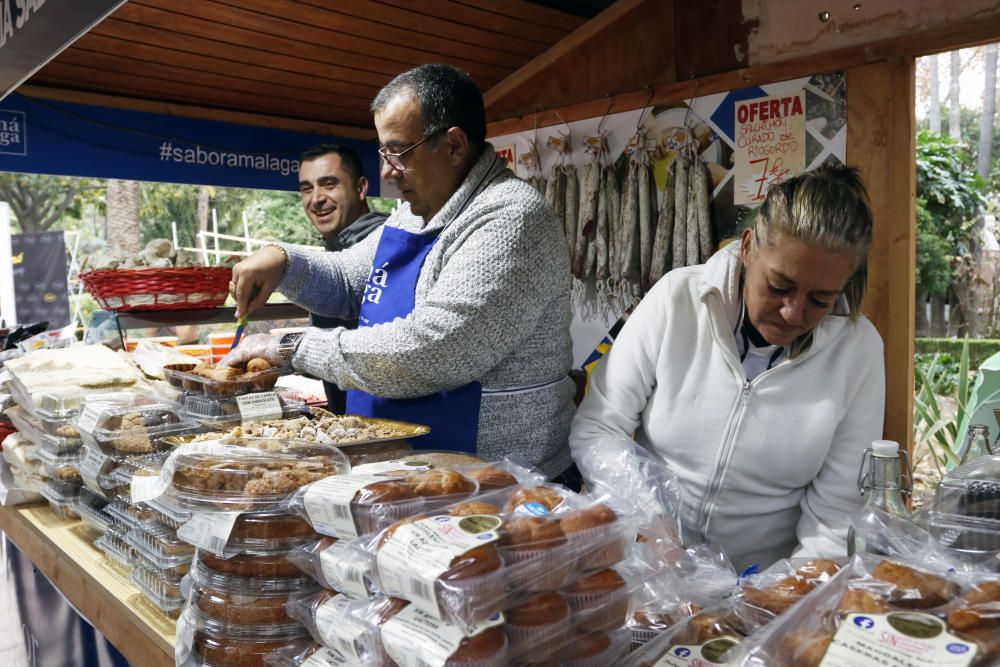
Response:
[319,539,370,598]
[654,637,742,666]
[818,613,976,667]
[376,514,502,618]
[352,459,430,475]
[301,473,392,538]
[75,402,110,435]
[80,446,110,496]
[382,606,504,667]
[314,593,366,661]
[235,391,283,424]
[176,511,242,556]
[175,610,195,665]
[301,647,350,667]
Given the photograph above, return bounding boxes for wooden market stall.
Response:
[5,0,1000,662]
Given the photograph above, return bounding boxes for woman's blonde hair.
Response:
[746,164,873,317]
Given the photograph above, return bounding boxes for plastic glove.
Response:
[216,333,282,369]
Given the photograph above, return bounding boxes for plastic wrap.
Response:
[262,642,357,667]
[736,558,842,631]
[288,464,481,540]
[75,397,200,456]
[286,592,407,665]
[624,601,749,666]
[182,391,307,429]
[131,562,184,618]
[287,536,376,598]
[367,484,635,626]
[738,555,999,667]
[176,606,310,667]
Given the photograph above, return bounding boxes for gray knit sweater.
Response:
[281,146,575,477]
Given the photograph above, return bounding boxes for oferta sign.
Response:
[1,0,127,102]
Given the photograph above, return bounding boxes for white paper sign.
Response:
[176,510,243,557]
[301,473,389,538]
[818,613,976,667]
[382,606,504,667]
[733,90,806,205]
[235,391,282,424]
[80,446,110,496]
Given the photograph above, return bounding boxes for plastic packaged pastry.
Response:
[286,591,409,665]
[181,391,306,429]
[738,558,841,629]
[176,606,310,667]
[380,604,508,667]
[287,536,376,598]
[36,447,82,481]
[290,463,479,539]
[163,363,290,396]
[76,487,112,534]
[75,397,201,455]
[624,602,748,667]
[131,562,184,618]
[738,555,995,667]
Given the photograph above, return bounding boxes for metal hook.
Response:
[635,86,655,132]
[597,95,615,135]
[683,77,702,131]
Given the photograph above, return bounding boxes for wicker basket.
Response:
[79,267,232,312]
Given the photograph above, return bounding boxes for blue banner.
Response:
[0,93,379,193]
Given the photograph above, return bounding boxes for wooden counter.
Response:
[0,502,174,667]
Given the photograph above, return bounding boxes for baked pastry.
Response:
[561,632,616,667]
[563,568,629,633]
[559,503,624,571]
[743,560,842,616]
[199,552,301,577]
[446,626,507,666]
[193,631,304,667]
[173,452,339,506]
[871,560,955,609]
[408,469,476,498]
[437,543,505,621]
[245,358,271,373]
[506,592,571,660]
[352,480,421,534]
[451,501,503,517]
[947,580,1000,659]
[504,486,569,514]
[54,423,80,438]
[194,584,297,625]
[462,466,518,490]
[499,516,570,592]
[230,511,316,542]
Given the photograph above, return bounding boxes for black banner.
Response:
[11,231,70,328]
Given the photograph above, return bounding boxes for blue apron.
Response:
[345,225,481,453]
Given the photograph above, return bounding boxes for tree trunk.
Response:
[930,296,947,337]
[105,179,142,253]
[915,290,930,337]
[196,186,210,261]
[949,51,962,140]
[978,44,996,177]
[929,54,941,134]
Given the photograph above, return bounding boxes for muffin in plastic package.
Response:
[290,463,480,539]
[188,556,321,626]
[139,438,349,511]
[380,604,508,667]
[176,606,310,667]
[44,475,82,500]
[736,555,997,667]
[131,562,184,618]
[371,484,632,626]
[286,591,409,665]
[737,557,841,629]
[76,397,201,455]
[38,431,83,456]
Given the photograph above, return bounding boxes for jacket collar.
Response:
[697,242,849,359]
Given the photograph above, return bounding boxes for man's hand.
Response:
[217,333,282,369]
[230,246,288,318]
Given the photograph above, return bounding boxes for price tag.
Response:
[176,511,243,557]
[235,392,282,424]
[80,446,110,496]
[75,402,110,435]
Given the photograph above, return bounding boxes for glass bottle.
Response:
[847,439,911,557]
[957,424,994,466]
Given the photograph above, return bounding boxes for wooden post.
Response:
[847,58,916,454]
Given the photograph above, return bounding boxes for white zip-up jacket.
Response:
[570,244,885,570]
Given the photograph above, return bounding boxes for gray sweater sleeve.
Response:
[292,198,567,399]
[279,227,383,320]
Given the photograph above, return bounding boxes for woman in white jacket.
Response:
[570,165,885,570]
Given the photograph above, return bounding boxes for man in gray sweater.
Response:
[224,64,575,479]
[298,144,386,413]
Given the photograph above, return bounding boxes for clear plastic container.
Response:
[163,364,290,396]
[76,487,111,534]
[44,475,82,500]
[76,398,201,456]
[287,592,408,665]
[178,607,310,667]
[144,495,192,530]
[236,411,427,451]
[928,455,1000,554]
[188,557,320,626]
[131,563,184,618]
[226,509,318,554]
[38,432,83,456]
[167,439,349,511]
[41,485,81,521]
[5,405,45,445]
[105,498,141,531]
[36,447,82,482]
[197,550,302,578]
[181,391,306,429]
[126,523,195,562]
[94,531,135,574]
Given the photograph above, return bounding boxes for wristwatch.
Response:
[277,332,303,365]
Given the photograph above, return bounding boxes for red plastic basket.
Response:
[79,266,233,312]
[0,422,16,448]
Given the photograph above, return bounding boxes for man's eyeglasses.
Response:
[378,128,445,172]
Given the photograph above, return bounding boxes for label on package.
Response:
[75,402,110,435]
[80,446,111,496]
[302,473,393,538]
[817,613,977,667]
[319,538,370,598]
[175,610,195,665]
[382,606,504,667]
[301,647,351,667]
[130,441,260,504]
[176,510,242,557]
[235,391,282,424]
[352,459,430,476]
[314,592,366,661]
[376,514,502,619]
[653,637,742,666]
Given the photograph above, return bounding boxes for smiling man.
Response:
[223,64,575,479]
[297,144,387,413]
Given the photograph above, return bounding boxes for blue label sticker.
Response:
[946,643,970,654]
[516,502,550,517]
[853,616,875,630]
